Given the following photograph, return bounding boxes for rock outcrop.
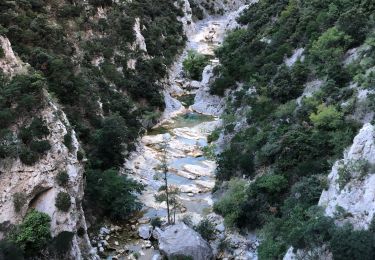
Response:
[319,123,375,228]
[0,36,96,259]
[193,0,253,16]
[0,98,96,259]
[0,36,27,76]
[284,123,375,259]
[191,65,225,116]
[157,223,213,260]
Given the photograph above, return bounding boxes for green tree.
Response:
[309,27,352,76]
[11,210,51,256]
[93,114,128,169]
[154,138,181,224]
[213,179,247,227]
[309,104,343,130]
[55,192,71,212]
[0,240,24,260]
[330,225,375,260]
[86,169,144,220]
[182,50,210,81]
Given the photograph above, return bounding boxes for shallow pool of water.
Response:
[167,172,195,185]
[152,112,215,133]
[169,156,207,170]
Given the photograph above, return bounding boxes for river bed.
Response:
[100,3,256,259]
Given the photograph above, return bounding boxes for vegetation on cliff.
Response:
[0,0,186,257]
[212,0,375,258]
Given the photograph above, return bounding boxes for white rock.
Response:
[319,123,375,228]
[138,225,153,240]
[285,48,304,67]
[100,227,110,235]
[158,223,213,260]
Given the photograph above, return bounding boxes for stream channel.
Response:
[103,4,252,260]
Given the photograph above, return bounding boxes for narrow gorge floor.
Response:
[93,5,257,260]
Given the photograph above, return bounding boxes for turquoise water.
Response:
[148,112,215,136]
[169,156,207,170]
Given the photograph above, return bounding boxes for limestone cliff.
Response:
[319,123,375,229]
[0,37,96,259]
[284,123,375,260]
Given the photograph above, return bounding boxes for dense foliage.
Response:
[11,210,51,256]
[0,72,51,165]
[183,50,210,81]
[212,0,375,258]
[85,169,144,220]
[55,192,71,212]
[0,0,186,224]
[55,171,69,187]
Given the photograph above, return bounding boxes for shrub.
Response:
[181,214,193,227]
[13,193,27,213]
[150,217,162,228]
[19,147,38,165]
[207,129,220,143]
[287,209,335,251]
[210,75,236,96]
[330,225,375,260]
[49,231,74,256]
[55,171,69,187]
[63,130,73,152]
[284,175,326,210]
[0,240,24,260]
[255,174,288,194]
[77,150,84,161]
[28,118,49,138]
[55,192,71,212]
[77,227,85,237]
[188,0,204,20]
[309,27,352,75]
[11,210,51,256]
[195,218,216,241]
[0,46,4,58]
[309,104,343,130]
[213,179,247,228]
[30,140,51,154]
[85,169,144,220]
[266,65,303,103]
[218,237,233,253]
[336,159,372,190]
[182,50,210,81]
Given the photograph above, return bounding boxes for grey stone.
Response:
[138,225,152,240]
[158,223,213,260]
[100,227,110,235]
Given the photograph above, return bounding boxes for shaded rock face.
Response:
[319,123,375,229]
[0,37,96,259]
[0,36,27,76]
[158,223,213,260]
[191,65,225,116]
[284,123,375,260]
[0,100,95,259]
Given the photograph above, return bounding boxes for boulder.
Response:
[100,227,110,235]
[157,223,213,260]
[152,227,162,240]
[138,225,152,240]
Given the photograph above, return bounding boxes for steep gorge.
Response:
[1,0,375,260]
